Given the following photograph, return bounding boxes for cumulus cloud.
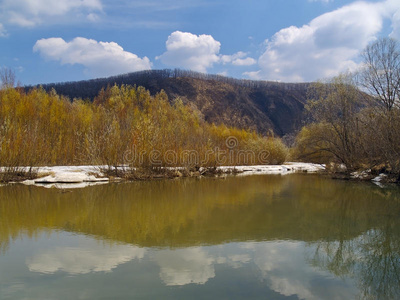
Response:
[157,31,256,72]
[232,57,257,66]
[0,0,102,27]
[157,31,221,72]
[248,0,400,82]
[221,51,256,66]
[33,37,151,77]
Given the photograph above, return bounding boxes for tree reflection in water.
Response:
[1,175,400,299]
[309,186,400,300]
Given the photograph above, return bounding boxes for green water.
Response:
[0,174,399,299]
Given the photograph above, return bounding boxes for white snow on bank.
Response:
[371,173,389,188]
[3,163,326,189]
[20,166,109,189]
[23,181,109,189]
[372,173,387,182]
[350,169,371,180]
[220,162,325,176]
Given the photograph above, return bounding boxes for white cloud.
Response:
[0,23,7,37]
[232,57,257,66]
[157,31,221,72]
[33,37,151,77]
[221,51,256,66]
[0,0,102,28]
[157,32,256,72]
[87,13,101,22]
[221,51,246,64]
[249,0,400,82]
[384,0,400,39]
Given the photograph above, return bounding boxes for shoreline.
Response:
[2,163,397,189]
[1,163,325,189]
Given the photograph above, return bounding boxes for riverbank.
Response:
[0,163,325,189]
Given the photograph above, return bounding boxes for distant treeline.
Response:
[28,69,311,100]
[0,84,288,181]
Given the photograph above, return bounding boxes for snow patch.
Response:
[21,166,108,189]
[350,169,371,179]
[15,163,325,189]
[372,173,387,182]
[220,162,325,176]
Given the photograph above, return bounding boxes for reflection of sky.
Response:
[151,242,356,299]
[249,242,357,300]
[0,232,358,300]
[155,247,215,285]
[27,244,145,274]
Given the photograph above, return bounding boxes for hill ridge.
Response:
[31,69,310,136]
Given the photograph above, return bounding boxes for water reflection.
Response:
[27,239,146,275]
[1,233,357,300]
[155,247,215,286]
[1,174,400,299]
[311,226,400,299]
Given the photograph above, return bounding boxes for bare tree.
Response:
[300,73,365,171]
[359,38,400,111]
[358,38,400,178]
[0,67,16,89]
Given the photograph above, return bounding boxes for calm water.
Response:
[1,174,400,300]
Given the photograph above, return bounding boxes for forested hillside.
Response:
[33,69,310,136]
[0,84,289,180]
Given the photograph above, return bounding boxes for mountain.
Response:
[34,69,311,136]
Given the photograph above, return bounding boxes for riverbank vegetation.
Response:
[1,38,399,184]
[0,79,288,182]
[293,38,400,183]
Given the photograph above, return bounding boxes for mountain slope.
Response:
[35,69,310,136]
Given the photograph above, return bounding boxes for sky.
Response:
[0,0,400,85]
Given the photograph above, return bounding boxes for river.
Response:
[1,174,399,299]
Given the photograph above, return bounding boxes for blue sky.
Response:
[0,0,399,85]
